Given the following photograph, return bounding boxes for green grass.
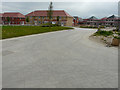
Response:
[1,26,73,39]
[94,30,113,37]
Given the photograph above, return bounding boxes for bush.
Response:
[118,33,120,35]
[114,36,120,39]
[80,26,97,28]
[100,26,105,28]
[80,26,105,29]
[94,31,113,36]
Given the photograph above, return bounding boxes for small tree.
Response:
[57,16,60,26]
[26,17,29,25]
[47,2,53,29]
[7,17,10,25]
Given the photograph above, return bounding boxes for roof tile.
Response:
[26,10,72,17]
[2,12,25,18]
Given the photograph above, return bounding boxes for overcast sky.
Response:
[1,2,119,19]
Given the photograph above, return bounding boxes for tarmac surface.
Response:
[2,28,118,88]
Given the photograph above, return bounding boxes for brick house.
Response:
[26,10,73,26]
[83,16,99,26]
[2,12,26,25]
[81,15,119,27]
[102,15,118,26]
[73,16,83,26]
[0,13,2,25]
[98,17,107,26]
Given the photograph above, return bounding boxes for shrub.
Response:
[80,26,105,29]
[100,26,105,28]
[114,36,120,39]
[94,31,113,36]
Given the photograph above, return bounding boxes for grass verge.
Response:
[1,26,73,39]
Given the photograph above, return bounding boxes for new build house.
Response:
[73,16,83,26]
[1,12,26,25]
[102,15,118,26]
[0,13,2,25]
[81,15,119,27]
[83,16,99,26]
[26,10,73,26]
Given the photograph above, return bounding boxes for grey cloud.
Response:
[2,2,118,18]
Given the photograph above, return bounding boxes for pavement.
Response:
[2,28,118,88]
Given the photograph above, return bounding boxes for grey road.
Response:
[2,28,118,88]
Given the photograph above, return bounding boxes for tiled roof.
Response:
[88,16,98,20]
[107,15,117,19]
[26,10,72,17]
[100,17,107,20]
[2,12,25,18]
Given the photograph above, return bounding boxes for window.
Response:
[39,21,41,23]
[34,17,37,19]
[39,16,40,19]
[43,16,44,19]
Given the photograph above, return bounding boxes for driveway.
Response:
[2,28,118,88]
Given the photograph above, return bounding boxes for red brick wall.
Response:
[2,17,26,25]
[0,17,2,24]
